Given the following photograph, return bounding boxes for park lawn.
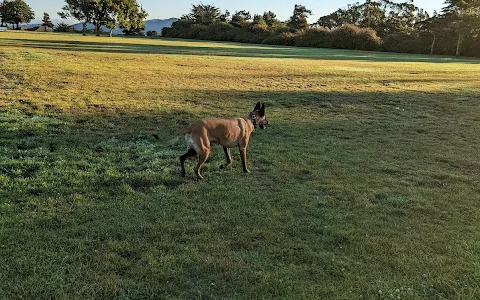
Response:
[1,31,480,299]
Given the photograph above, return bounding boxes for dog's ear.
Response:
[254,102,261,111]
[260,103,265,117]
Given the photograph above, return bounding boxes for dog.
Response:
[180,102,268,179]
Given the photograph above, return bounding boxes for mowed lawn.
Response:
[1,31,480,299]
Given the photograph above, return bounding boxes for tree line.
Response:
[58,0,147,36]
[162,1,480,57]
[0,0,147,36]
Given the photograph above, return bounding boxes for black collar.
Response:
[249,112,258,130]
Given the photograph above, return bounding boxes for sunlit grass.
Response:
[1,31,480,299]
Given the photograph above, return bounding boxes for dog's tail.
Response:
[152,134,182,146]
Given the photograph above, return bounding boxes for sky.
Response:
[28,0,446,23]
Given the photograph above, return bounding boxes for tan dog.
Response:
[180,102,268,179]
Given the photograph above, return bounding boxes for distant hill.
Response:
[70,18,178,36]
[144,18,178,34]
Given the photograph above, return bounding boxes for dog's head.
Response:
[253,102,268,129]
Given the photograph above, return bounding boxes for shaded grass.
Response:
[1,31,480,299]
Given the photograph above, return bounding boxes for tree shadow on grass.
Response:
[0,107,202,199]
[2,37,479,64]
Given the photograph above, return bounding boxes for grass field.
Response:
[1,31,480,299]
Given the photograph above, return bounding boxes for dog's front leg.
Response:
[239,147,250,173]
[220,147,232,169]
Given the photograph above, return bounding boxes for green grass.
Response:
[1,31,480,299]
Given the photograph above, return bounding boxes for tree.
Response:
[183,3,221,25]
[59,0,95,35]
[416,11,444,55]
[84,0,148,37]
[1,0,34,29]
[263,11,281,28]
[42,12,54,30]
[381,1,428,35]
[231,10,251,27]
[104,0,118,36]
[442,0,480,56]
[253,14,266,26]
[317,1,429,37]
[54,21,70,32]
[219,10,230,22]
[317,10,344,29]
[90,0,113,36]
[118,0,147,36]
[288,4,312,30]
[359,0,384,30]
[146,30,157,36]
[0,1,6,27]
[95,0,147,37]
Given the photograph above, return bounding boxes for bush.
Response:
[202,22,237,41]
[330,24,381,51]
[262,32,295,46]
[161,27,173,37]
[162,19,195,38]
[147,30,158,37]
[383,33,417,53]
[294,28,332,48]
[54,22,70,33]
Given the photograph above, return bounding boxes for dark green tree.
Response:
[262,11,281,28]
[442,0,480,56]
[317,10,343,29]
[231,10,251,27]
[42,12,54,30]
[0,1,7,27]
[219,9,230,22]
[253,14,266,26]
[416,12,445,55]
[183,3,221,25]
[54,21,70,32]
[288,4,312,30]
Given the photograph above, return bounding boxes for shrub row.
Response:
[163,20,479,57]
[163,21,382,51]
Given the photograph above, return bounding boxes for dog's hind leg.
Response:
[180,148,197,177]
[220,147,232,169]
[195,149,210,180]
[194,135,211,180]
